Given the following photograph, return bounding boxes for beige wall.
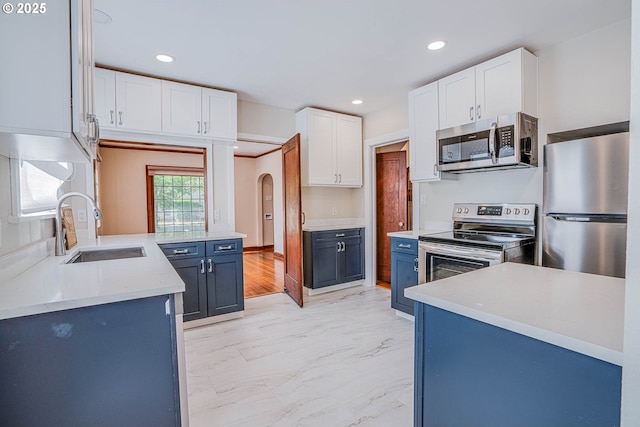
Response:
[97,147,204,235]
[234,150,284,253]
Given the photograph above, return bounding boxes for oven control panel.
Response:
[453,203,537,223]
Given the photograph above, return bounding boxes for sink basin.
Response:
[66,247,146,264]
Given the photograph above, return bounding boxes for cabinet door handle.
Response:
[109,110,114,124]
[173,249,190,254]
[476,104,481,119]
[469,106,474,121]
[302,212,306,224]
[208,259,213,273]
[414,257,419,272]
[341,242,346,252]
[197,121,201,134]
[118,111,123,125]
[336,233,345,238]
[200,259,205,274]
[203,121,208,134]
[337,242,342,252]
[338,174,342,183]
[334,173,338,183]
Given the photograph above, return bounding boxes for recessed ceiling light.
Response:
[233,145,239,150]
[427,41,446,51]
[94,9,112,24]
[155,54,175,63]
[352,99,363,105]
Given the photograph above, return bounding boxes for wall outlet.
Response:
[214,209,221,220]
[420,195,427,205]
[77,209,87,222]
[331,207,337,216]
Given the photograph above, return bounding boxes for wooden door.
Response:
[376,151,408,282]
[282,134,303,307]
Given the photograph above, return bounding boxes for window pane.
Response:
[153,173,205,232]
[19,161,64,213]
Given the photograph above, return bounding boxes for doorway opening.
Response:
[375,141,411,290]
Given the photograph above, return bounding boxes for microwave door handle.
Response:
[489,122,498,164]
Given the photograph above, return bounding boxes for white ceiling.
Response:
[94,0,631,155]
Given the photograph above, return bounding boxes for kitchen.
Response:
[1,1,639,426]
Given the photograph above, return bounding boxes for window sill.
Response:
[9,210,56,224]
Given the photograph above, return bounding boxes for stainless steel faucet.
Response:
[55,192,103,256]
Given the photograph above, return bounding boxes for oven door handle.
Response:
[420,243,502,262]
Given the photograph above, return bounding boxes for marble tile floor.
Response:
[184,286,415,427]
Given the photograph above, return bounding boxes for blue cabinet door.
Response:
[207,253,244,316]
[390,237,418,315]
[311,239,341,288]
[341,235,364,282]
[170,257,207,322]
[391,251,418,315]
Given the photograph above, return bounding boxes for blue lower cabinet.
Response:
[414,304,622,427]
[0,296,181,427]
[391,238,418,315]
[160,238,244,321]
[303,228,364,289]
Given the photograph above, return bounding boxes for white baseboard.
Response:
[183,311,244,329]
[304,279,364,296]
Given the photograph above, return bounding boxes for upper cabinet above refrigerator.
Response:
[0,0,97,163]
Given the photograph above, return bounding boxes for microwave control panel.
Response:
[497,125,515,157]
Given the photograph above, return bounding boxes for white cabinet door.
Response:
[0,1,70,136]
[94,68,116,129]
[475,49,522,121]
[162,81,202,136]
[202,89,237,140]
[115,72,162,132]
[409,82,440,182]
[335,114,362,186]
[306,109,337,185]
[438,67,475,129]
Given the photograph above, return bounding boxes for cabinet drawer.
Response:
[206,239,242,256]
[159,242,205,259]
[392,238,418,255]
[312,228,362,242]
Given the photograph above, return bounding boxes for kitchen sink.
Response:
[66,247,146,264]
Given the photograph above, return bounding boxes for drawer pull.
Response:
[173,249,190,254]
[398,243,411,248]
[336,233,345,237]
[218,245,233,251]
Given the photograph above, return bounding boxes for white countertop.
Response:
[387,228,449,239]
[405,263,625,366]
[0,231,246,321]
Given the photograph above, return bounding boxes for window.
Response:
[10,159,73,218]
[146,166,206,233]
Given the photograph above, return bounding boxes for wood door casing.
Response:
[282,134,303,307]
[376,151,408,283]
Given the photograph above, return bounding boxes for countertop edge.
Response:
[406,291,623,366]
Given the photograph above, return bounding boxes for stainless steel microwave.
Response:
[436,112,538,173]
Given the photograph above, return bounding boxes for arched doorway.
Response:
[260,174,274,247]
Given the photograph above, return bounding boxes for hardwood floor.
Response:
[377,280,391,290]
[243,249,284,298]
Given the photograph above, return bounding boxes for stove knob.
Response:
[523,208,530,215]
[514,208,521,215]
[504,208,512,215]
[463,208,469,214]
[456,207,463,214]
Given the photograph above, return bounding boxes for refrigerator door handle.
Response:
[547,214,627,223]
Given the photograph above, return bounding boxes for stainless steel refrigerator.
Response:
[542,122,629,278]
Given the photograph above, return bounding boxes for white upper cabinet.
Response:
[438,48,538,129]
[94,68,116,129]
[162,81,202,136]
[408,81,440,182]
[0,0,96,162]
[201,88,237,140]
[296,108,362,187]
[115,72,162,132]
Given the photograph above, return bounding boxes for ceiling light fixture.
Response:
[233,145,239,150]
[352,99,363,105]
[427,40,447,51]
[155,54,175,63]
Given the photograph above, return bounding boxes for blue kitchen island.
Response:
[405,263,624,427]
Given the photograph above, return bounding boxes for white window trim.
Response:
[8,159,63,223]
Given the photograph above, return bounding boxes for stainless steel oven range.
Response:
[418,203,537,284]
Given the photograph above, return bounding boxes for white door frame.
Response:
[363,128,419,286]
